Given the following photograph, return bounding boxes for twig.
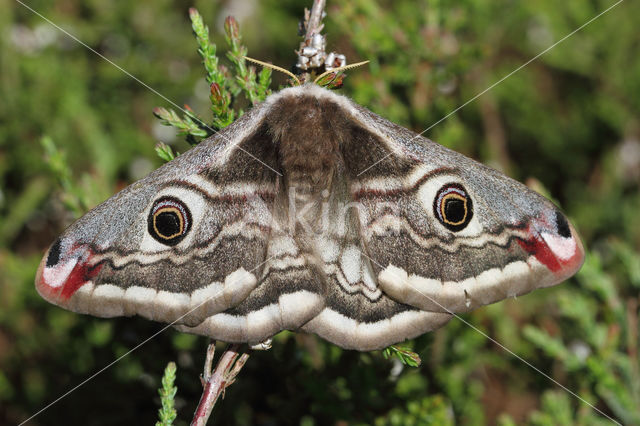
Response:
[305,0,326,40]
[296,0,346,82]
[191,342,250,426]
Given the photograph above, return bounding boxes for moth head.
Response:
[243,56,370,89]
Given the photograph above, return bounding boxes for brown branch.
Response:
[191,342,250,426]
[296,0,327,81]
[305,0,326,40]
[297,0,349,83]
[295,0,347,84]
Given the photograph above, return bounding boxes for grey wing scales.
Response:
[300,161,451,351]
[37,85,583,350]
[177,190,327,344]
[36,106,282,329]
[340,103,583,315]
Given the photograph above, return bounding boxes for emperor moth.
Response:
[36,84,584,351]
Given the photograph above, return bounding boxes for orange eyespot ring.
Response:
[433,183,473,232]
[147,197,192,246]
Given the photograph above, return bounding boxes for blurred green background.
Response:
[1,0,639,424]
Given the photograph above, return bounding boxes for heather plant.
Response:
[1,1,638,424]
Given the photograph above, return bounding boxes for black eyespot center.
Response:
[445,199,465,223]
[147,197,191,246]
[155,211,182,239]
[433,183,473,232]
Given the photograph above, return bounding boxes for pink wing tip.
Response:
[35,243,100,304]
[518,214,585,283]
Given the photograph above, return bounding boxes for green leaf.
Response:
[152,107,210,141]
[224,16,272,104]
[155,362,178,426]
[315,72,345,89]
[40,136,87,217]
[154,143,176,162]
[189,8,221,86]
[383,345,422,367]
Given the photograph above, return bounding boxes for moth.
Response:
[36,84,584,351]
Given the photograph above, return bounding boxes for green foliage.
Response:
[153,7,272,147]
[382,345,422,368]
[314,70,346,90]
[189,7,235,129]
[521,251,640,425]
[155,142,177,162]
[372,395,454,426]
[222,15,272,106]
[1,0,639,425]
[39,136,88,217]
[156,362,178,426]
[153,106,211,142]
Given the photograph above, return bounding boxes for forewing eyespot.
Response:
[147,196,192,246]
[433,183,473,232]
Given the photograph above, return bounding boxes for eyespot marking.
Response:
[147,197,192,246]
[433,183,473,232]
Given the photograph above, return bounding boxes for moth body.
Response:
[36,84,584,350]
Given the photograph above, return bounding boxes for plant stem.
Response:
[305,0,326,41]
[297,0,327,82]
[191,342,250,426]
